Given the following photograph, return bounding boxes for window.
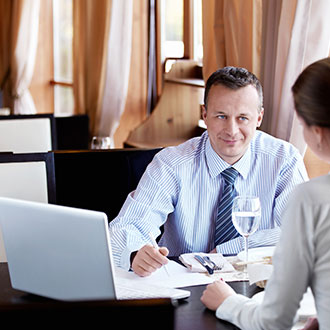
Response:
[163,0,184,59]
[193,0,203,63]
[50,0,203,112]
[161,0,203,73]
[52,0,74,115]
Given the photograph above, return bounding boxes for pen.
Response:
[148,232,170,276]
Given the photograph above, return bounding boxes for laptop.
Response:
[0,197,190,301]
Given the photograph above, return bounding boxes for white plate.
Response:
[252,288,316,320]
[237,246,276,262]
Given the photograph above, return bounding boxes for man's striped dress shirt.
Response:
[109,131,308,270]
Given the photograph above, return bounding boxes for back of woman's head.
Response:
[292,57,330,128]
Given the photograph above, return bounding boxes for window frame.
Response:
[51,0,74,115]
[156,0,202,95]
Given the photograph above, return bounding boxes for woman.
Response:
[201,57,330,330]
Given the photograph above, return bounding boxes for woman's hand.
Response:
[200,279,236,311]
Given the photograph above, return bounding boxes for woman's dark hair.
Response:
[292,57,330,128]
[204,66,263,112]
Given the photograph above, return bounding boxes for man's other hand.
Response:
[131,244,169,277]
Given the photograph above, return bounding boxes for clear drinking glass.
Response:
[91,136,111,150]
[232,196,261,278]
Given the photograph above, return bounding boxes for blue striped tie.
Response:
[215,167,239,247]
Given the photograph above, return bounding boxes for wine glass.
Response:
[91,136,111,150]
[232,196,261,278]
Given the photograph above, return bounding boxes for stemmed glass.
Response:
[232,196,261,278]
[91,136,111,150]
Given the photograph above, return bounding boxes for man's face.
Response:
[202,84,264,165]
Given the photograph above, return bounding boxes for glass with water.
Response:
[232,196,261,277]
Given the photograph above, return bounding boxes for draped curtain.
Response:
[73,0,111,137]
[202,0,330,154]
[262,0,330,153]
[0,0,40,114]
[73,0,133,142]
[201,0,262,82]
[98,0,133,144]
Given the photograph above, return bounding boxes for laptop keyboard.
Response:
[115,281,189,300]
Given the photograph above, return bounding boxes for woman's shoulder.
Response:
[292,174,330,204]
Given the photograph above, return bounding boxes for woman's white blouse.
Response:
[216,174,330,330]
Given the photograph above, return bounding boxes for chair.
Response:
[55,114,89,150]
[0,152,56,262]
[0,114,57,153]
[53,148,161,222]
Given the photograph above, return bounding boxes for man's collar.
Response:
[205,138,251,180]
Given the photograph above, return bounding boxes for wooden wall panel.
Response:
[124,60,204,148]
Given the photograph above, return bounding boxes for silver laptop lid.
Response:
[0,197,116,301]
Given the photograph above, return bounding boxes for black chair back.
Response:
[54,148,161,221]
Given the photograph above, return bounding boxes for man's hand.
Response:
[131,244,169,277]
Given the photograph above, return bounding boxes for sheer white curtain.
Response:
[98,0,133,146]
[0,0,40,114]
[12,0,40,114]
[261,0,330,154]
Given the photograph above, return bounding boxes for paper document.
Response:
[115,260,216,288]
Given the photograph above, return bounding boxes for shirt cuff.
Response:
[120,247,134,271]
[216,236,244,255]
[216,294,251,322]
[120,242,143,271]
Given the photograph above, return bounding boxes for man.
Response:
[109,67,308,277]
